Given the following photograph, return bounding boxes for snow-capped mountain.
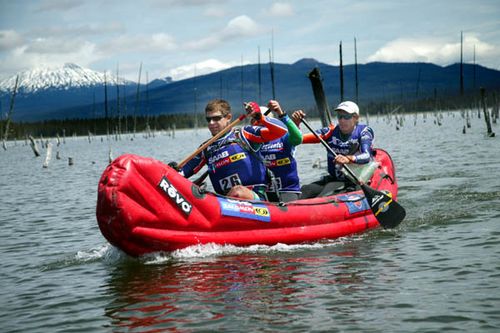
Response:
[0,63,145,121]
[0,63,135,94]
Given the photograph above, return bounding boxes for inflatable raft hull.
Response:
[96,149,400,257]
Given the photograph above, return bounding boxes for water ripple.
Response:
[1,113,500,332]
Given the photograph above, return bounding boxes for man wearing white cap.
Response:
[291,100,374,198]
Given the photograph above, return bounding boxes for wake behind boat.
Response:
[96,148,402,257]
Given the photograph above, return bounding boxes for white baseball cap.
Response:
[335,101,359,115]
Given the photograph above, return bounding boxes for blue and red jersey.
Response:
[181,116,287,195]
[303,123,374,180]
[259,117,301,193]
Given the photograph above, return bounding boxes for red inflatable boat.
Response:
[96,148,400,257]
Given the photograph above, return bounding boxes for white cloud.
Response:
[367,35,498,65]
[0,29,178,80]
[224,15,261,38]
[185,15,263,50]
[0,30,24,51]
[99,33,177,55]
[31,22,125,38]
[0,41,100,78]
[268,2,294,17]
[168,58,247,80]
[26,37,86,54]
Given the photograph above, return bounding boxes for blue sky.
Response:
[1,0,499,82]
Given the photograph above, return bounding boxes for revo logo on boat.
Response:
[158,176,192,216]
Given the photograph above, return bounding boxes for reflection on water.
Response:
[103,242,368,331]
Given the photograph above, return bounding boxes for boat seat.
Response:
[317,181,359,197]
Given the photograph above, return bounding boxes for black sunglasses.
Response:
[337,114,354,120]
[205,115,225,123]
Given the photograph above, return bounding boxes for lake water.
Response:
[1,110,499,332]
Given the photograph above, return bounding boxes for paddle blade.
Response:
[361,184,406,229]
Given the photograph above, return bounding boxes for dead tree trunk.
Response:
[480,88,495,137]
[43,142,52,168]
[2,75,19,150]
[28,135,40,157]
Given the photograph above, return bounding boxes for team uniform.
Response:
[259,115,302,201]
[308,123,374,180]
[182,117,287,200]
[300,123,374,198]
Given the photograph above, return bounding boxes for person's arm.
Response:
[242,115,288,143]
[301,132,319,143]
[266,100,302,146]
[180,152,206,178]
[291,109,334,144]
[279,114,302,146]
[351,126,374,164]
[301,124,335,144]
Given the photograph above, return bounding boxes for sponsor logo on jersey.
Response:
[261,141,284,151]
[213,152,247,169]
[230,153,246,162]
[208,151,229,164]
[266,157,291,167]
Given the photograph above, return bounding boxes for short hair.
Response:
[205,99,231,116]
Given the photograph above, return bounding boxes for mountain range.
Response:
[1,60,500,122]
[0,63,138,121]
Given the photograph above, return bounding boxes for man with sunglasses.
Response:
[180,99,288,201]
[291,101,374,198]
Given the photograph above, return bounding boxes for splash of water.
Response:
[142,239,350,265]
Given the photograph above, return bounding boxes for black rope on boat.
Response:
[372,172,394,190]
[383,172,395,184]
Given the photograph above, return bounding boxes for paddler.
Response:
[291,101,375,198]
[174,99,288,201]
